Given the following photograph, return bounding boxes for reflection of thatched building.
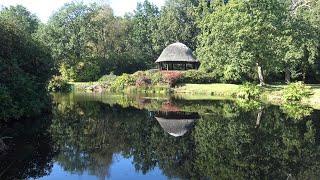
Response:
[154,111,199,137]
[156,42,200,70]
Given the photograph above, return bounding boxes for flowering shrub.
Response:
[135,76,152,87]
[149,72,165,85]
[161,71,183,87]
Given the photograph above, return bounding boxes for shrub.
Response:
[0,20,52,121]
[236,99,262,111]
[59,61,101,82]
[48,76,71,92]
[177,70,217,84]
[135,76,152,87]
[149,71,165,85]
[110,74,136,91]
[98,73,117,87]
[283,82,312,103]
[237,83,261,100]
[281,104,312,119]
[99,73,117,82]
[162,71,183,87]
[59,63,77,82]
[76,61,100,81]
[0,85,17,120]
[132,70,165,86]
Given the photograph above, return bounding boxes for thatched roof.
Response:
[155,42,199,63]
[155,117,196,137]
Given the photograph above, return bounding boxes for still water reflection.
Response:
[1,92,320,179]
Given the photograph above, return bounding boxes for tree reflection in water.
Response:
[0,116,56,180]
[1,93,320,179]
[49,94,320,179]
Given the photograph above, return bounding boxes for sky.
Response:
[0,0,165,22]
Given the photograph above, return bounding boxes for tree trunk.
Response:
[255,107,263,128]
[302,65,307,82]
[285,66,291,84]
[256,62,265,86]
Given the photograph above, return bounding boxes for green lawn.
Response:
[174,83,320,109]
[70,81,320,109]
[174,83,239,97]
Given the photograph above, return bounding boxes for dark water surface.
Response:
[1,93,320,179]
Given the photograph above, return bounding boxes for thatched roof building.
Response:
[154,111,199,137]
[156,42,200,70]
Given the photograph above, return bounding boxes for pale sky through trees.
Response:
[0,0,165,22]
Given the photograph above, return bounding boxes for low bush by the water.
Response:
[237,83,261,100]
[98,73,117,88]
[110,73,137,91]
[148,71,165,85]
[132,70,165,85]
[283,82,312,103]
[59,61,100,82]
[105,70,165,91]
[135,76,152,87]
[102,70,218,92]
[98,73,117,82]
[48,76,71,92]
[177,70,217,84]
[162,71,183,87]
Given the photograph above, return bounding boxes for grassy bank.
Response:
[261,84,320,109]
[70,81,320,109]
[69,81,170,94]
[175,83,320,109]
[174,84,239,97]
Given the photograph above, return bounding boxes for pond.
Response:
[1,92,320,179]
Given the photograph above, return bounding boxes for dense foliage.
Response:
[236,83,262,100]
[108,70,167,92]
[197,0,320,84]
[176,70,217,84]
[0,6,52,121]
[47,76,71,92]
[1,0,320,119]
[198,0,285,84]
[35,0,198,82]
[3,0,319,85]
[283,81,312,103]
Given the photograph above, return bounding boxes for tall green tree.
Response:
[197,0,289,85]
[88,4,115,59]
[44,2,96,64]
[153,0,199,52]
[41,2,101,81]
[131,0,160,66]
[0,5,39,34]
[0,7,52,121]
[196,0,228,18]
[281,0,319,83]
